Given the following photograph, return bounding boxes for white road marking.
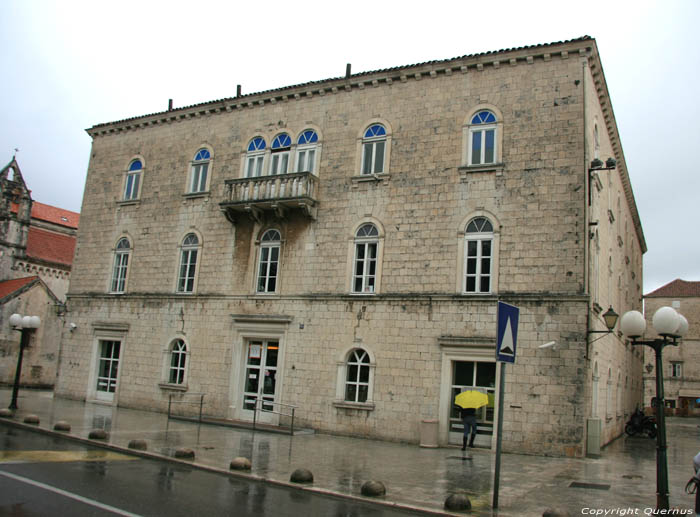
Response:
[0,470,144,517]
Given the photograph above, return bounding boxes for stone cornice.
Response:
[86,38,595,138]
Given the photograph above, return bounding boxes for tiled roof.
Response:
[645,279,700,298]
[10,201,80,229]
[30,201,79,229]
[26,227,76,267]
[0,276,38,299]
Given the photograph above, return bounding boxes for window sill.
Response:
[158,382,188,392]
[458,163,505,181]
[182,192,210,201]
[117,199,141,208]
[351,173,390,186]
[350,291,377,296]
[333,401,375,411]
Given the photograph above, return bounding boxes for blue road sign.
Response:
[497,302,519,363]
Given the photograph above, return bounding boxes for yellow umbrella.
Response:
[455,390,489,409]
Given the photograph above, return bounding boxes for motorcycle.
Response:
[625,408,657,438]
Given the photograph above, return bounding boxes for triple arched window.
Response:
[245,130,320,178]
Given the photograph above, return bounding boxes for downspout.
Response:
[582,54,590,299]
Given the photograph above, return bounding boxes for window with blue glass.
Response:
[269,134,291,175]
[246,137,266,178]
[361,124,386,174]
[124,160,142,200]
[468,110,497,165]
[189,148,210,193]
[296,130,318,173]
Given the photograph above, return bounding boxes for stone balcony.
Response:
[219,172,318,223]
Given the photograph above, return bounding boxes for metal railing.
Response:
[249,397,298,435]
[167,392,205,422]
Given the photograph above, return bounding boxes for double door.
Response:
[95,340,120,402]
[448,360,496,447]
[241,340,279,423]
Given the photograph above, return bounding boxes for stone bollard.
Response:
[360,480,386,497]
[0,409,13,418]
[174,447,195,460]
[543,509,571,517]
[289,468,313,483]
[88,429,108,440]
[53,421,71,432]
[229,457,252,471]
[128,439,147,451]
[23,414,40,425]
[444,493,471,512]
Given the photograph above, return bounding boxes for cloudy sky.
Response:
[1,0,698,295]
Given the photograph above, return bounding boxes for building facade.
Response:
[0,158,79,387]
[643,279,700,415]
[56,37,646,457]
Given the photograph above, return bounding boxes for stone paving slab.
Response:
[1,389,699,516]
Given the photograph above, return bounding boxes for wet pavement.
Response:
[1,388,699,516]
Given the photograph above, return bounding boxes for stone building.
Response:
[0,157,80,387]
[56,36,646,457]
[643,279,700,415]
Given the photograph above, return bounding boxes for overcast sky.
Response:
[1,0,698,295]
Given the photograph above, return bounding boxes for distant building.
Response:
[57,37,645,457]
[0,157,79,387]
[643,279,700,415]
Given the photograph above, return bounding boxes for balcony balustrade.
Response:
[220,171,318,223]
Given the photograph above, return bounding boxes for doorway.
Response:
[241,340,279,424]
[448,360,496,447]
[95,340,120,403]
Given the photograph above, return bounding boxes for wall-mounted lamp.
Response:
[645,363,654,374]
[69,322,77,332]
[588,306,619,334]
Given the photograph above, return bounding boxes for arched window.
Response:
[361,124,386,174]
[353,224,379,293]
[168,339,188,385]
[464,217,493,294]
[468,110,497,165]
[345,348,371,403]
[246,137,266,178]
[269,133,291,175]
[189,148,211,193]
[124,160,142,200]
[296,130,318,173]
[110,237,131,293]
[177,233,199,293]
[257,229,281,293]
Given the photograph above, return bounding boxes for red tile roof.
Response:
[645,279,700,298]
[26,227,76,266]
[30,201,79,229]
[10,201,80,229]
[0,276,38,299]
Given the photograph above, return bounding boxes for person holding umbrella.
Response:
[455,390,489,450]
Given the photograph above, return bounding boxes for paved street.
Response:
[1,389,699,516]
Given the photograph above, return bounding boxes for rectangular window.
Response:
[257,246,279,293]
[246,155,264,177]
[124,172,140,200]
[190,163,208,193]
[362,141,385,174]
[353,242,377,293]
[296,149,316,172]
[178,249,197,293]
[470,128,496,165]
[465,239,491,293]
[269,152,289,175]
[671,363,682,378]
[111,253,129,293]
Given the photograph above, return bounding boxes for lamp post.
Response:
[7,313,41,410]
[620,307,688,510]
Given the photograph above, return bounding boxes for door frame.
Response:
[438,338,500,449]
[228,315,292,422]
[239,339,281,424]
[86,322,129,406]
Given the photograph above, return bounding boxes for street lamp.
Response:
[588,306,619,334]
[620,307,688,510]
[7,313,41,410]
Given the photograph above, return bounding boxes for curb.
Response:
[0,417,462,516]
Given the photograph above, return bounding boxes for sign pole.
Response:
[493,361,506,508]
